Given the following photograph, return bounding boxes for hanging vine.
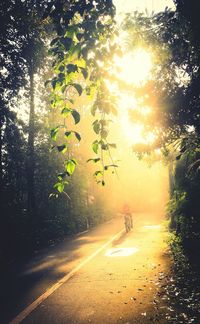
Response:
[44,0,119,192]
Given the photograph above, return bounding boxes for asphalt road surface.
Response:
[1,213,171,324]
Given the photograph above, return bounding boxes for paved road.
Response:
[1,214,171,323]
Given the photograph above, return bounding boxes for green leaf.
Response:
[60,37,72,50]
[70,44,81,59]
[57,172,67,181]
[80,67,88,79]
[74,132,81,141]
[58,65,65,72]
[61,85,68,93]
[104,164,118,170]
[101,143,108,150]
[51,78,57,90]
[67,64,78,73]
[101,129,108,139]
[65,159,76,175]
[61,107,72,117]
[57,73,65,83]
[65,131,72,139]
[93,120,100,134]
[71,158,77,165]
[68,99,74,104]
[92,141,99,154]
[76,33,83,41]
[50,127,59,141]
[99,119,107,126]
[94,170,103,177]
[50,37,59,46]
[71,83,83,96]
[87,158,100,163]
[109,143,117,149]
[110,164,118,168]
[64,26,77,39]
[44,80,51,87]
[176,154,182,160]
[91,104,98,116]
[72,110,80,124]
[57,144,67,153]
[54,182,64,193]
[86,87,91,96]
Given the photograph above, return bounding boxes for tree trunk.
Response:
[168,162,175,198]
[0,119,2,188]
[0,118,3,206]
[27,65,35,218]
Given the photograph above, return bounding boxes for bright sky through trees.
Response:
[113,0,175,14]
[114,49,155,144]
[111,1,175,146]
[114,49,153,86]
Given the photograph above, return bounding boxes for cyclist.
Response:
[123,203,132,232]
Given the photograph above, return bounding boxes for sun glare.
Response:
[114,48,153,86]
[109,48,155,145]
[120,111,156,145]
[108,46,155,146]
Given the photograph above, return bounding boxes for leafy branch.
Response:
[46,0,117,193]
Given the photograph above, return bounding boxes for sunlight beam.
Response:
[114,49,153,86]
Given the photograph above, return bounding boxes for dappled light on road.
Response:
[6,215,172,324]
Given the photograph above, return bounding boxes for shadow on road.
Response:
[0,232,106,323]
[112,231,127,246]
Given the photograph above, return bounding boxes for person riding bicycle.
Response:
[124,213,131,232]
[122,203,133,232]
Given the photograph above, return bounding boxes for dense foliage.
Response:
[0,0,115,266]
[45,0,119,189]
[117,6,200,255]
